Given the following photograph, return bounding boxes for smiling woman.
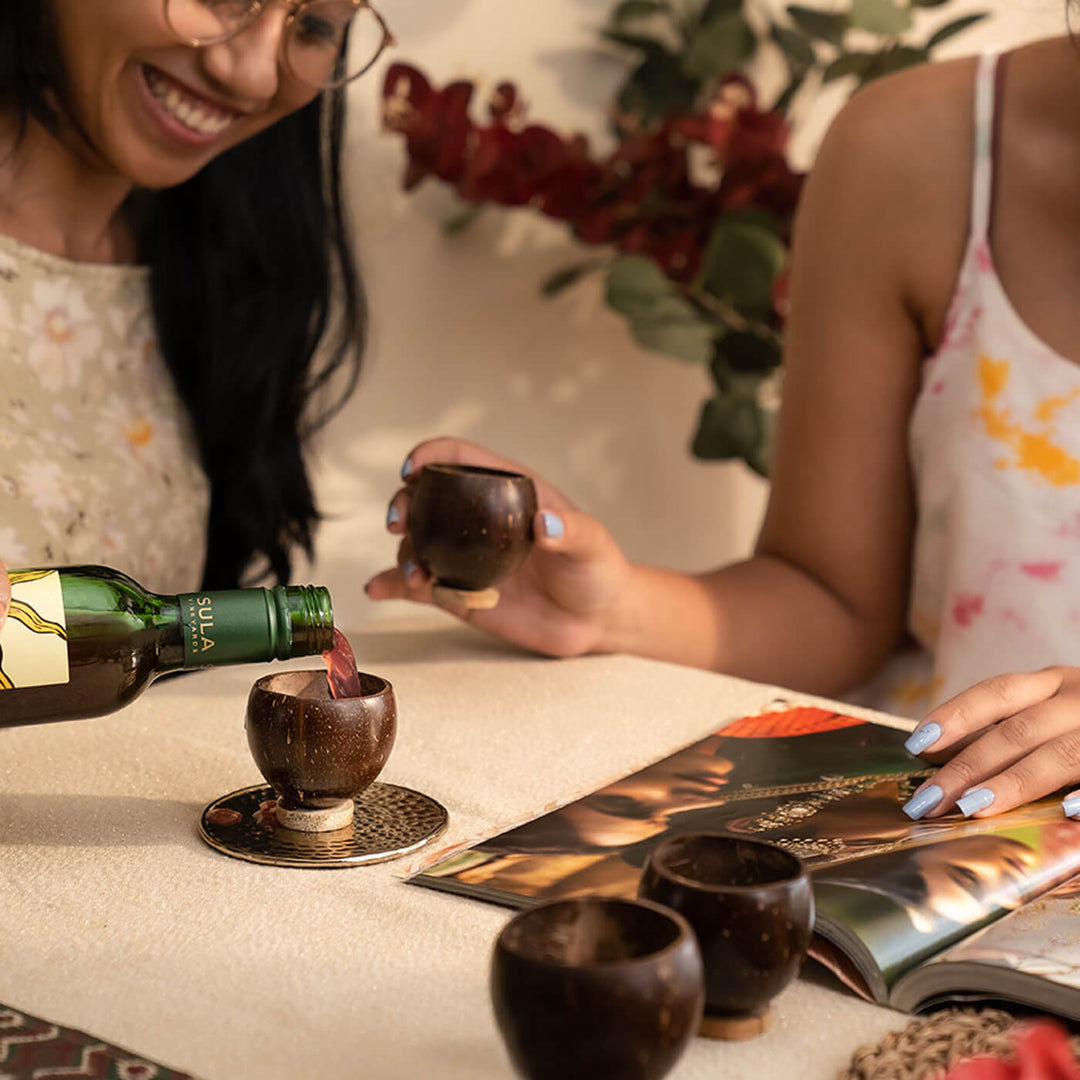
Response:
[0,0,383,591]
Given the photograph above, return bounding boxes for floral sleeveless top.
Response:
[857,50,1080,718]
[0,234,209,594]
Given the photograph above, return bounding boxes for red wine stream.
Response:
[323,628,361,699]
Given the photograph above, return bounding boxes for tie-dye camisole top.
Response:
[858,50,1080,718]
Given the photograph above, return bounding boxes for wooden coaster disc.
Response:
[431,585,500,610]
[698,1008,771,1041]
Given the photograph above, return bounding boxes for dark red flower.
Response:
[382,63,475,188]
[460,124,569,206]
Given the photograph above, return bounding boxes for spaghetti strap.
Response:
[969,49,1001,242]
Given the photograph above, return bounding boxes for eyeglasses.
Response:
[163,0,395,89]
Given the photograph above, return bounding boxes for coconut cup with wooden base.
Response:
[408,463,537,609]
[245,669,396,833]
[491,897,704,1080]
[639,833,813,1041]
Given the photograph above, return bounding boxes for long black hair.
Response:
[0,0,365,589]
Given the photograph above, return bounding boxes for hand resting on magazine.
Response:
[902,667,1080,820]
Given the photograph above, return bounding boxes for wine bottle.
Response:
[0,565,334,727]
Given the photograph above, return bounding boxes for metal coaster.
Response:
[198,782,449,868]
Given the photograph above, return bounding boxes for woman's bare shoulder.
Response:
[813,54,977,198]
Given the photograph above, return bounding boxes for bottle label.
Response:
[0,570,70,690]
[177,589,282,667]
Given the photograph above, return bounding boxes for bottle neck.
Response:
[174,585,334,669]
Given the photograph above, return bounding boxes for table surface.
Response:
[0,615,919,1080]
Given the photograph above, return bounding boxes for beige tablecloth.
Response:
[0,616,916,1080]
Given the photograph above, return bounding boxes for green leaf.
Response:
[691,391,765,464]
[858,45,928,84]
[700,0,744,23]
[630,298,717,364]
[850,0,912,37]
[606,255,674,316]
[701,220,788,309]
[602,29,666,53]
[823,51,875,82]
[682,11,756,80]
[617,50,702,126]
[606,258,716,364]
[611,0,669,21]
[713,330,783,375]
[541,261,604,298]
[925,12,987,49]
[442,204,486,235]
[786,5,848,46]
[773,72,807,113]
[770,24,816,70]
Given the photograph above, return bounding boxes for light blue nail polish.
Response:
[1063,795,1080,819]
[957,788,995,817]
[386,504,400,528]
[902,784,943,821]
[400,457,414,480]
[541,511,565,540]
[904,722,943,757]
[403,559,418,580]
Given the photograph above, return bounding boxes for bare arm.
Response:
[369,63,969,698]
[598,72,960,695]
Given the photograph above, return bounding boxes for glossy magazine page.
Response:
[412,707,929,905]
[812,805,1080,1003]
[411,706,1080,1015]
[888,876,1080,1016]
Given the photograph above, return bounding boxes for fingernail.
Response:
[957,788,995,817]
[904,722,943,757]
[386,504,401,528]
[1063,795,1080,819]
[401,457,414,480]
[541,511,564,540]
[403,559,418,581]
[902,784,943,821]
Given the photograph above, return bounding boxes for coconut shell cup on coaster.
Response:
[639,833,814,1041]
[245,669,397,833]
[491,897,704,1080]
[409,463,538,609]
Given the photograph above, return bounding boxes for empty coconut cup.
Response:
[639,833,814,1040]
[491,896,704,1080]
[245,669,397,833]
[408,463,538,609]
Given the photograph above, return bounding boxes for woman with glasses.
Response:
[0,0,392,595]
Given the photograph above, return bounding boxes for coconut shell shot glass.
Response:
[198,670,448,868]
[639,833,814,1041]
[408,463,538,609]
[491,897,704,1080]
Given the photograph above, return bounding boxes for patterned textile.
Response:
[0,233,209,594]
[855,51,1080,718]
[0,1005,198,1079]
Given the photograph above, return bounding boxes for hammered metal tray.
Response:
[198,782,448,868]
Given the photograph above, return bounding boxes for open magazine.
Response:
[409,706,1080,1017]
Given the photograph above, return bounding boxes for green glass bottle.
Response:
[0,565,334,727]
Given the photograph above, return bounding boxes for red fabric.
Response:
[945,1022,1080,1080]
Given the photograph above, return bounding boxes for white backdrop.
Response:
[311,0,1063,630]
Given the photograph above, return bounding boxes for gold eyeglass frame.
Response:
[163,0,396,89]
